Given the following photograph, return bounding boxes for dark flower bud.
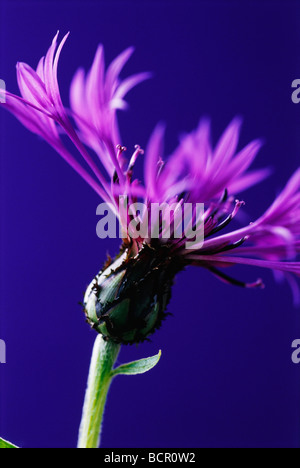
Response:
[84,244,183,344]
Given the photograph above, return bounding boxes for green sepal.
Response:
[111,350,161,377]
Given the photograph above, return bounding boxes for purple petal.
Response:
[44,31,69,117]
[69,68,87,119]
[227,167,272,194]
[114,72,152,101]
[227,139,263,177]
[36,56,45,81]
[105,46,134,97]
[211,117,242,171]
[3,94,47,136]
[17,62,51,109]
[86,44,105,128]
[187,254,300,276]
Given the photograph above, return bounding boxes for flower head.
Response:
[1,32,299,343]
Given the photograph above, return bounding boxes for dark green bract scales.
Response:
[83,243,184,344]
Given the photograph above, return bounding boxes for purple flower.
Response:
[1,32,300,341]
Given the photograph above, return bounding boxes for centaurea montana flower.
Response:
[1,33,300,344]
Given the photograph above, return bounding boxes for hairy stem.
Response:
[77,335,120,448]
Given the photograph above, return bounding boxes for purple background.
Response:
[1,0,300,448]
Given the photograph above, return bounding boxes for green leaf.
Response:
[111,350,162,377]
[0,437,18,448]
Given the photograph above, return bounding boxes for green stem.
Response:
[77,335,120,448]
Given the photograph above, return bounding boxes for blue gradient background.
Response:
[0,0,300,448]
